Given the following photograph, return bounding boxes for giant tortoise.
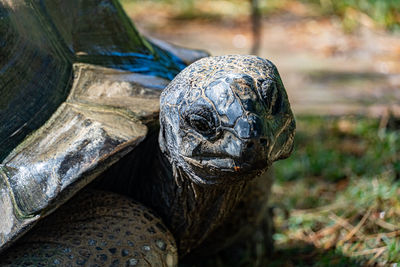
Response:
[0,0,295,265]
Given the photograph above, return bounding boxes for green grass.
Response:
[252,0,400,32]
[270,115,400,265]
[304,0,400,32]
[122,0,400,31]
[275,116,399,184]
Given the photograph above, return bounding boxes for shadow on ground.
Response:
[269,242,360,267]
[180,242,359,267]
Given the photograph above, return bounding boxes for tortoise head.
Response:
[159,55,295,185]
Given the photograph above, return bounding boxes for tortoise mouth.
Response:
[181,155,268,183]
[183,156,243,171]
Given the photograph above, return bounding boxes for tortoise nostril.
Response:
[260,138,268,146]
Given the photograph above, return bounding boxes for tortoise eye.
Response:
[259,79,282,115]
[184,108,216,136]
[189,114,213,134]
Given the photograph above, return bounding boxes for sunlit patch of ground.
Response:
[270,115,400,266]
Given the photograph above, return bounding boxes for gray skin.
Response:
[160,56,294,184]
[158,55,295,254]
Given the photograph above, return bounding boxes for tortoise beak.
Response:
[183,129,272,183]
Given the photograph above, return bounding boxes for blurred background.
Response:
[122,0,400,265]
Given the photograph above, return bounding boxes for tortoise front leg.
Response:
[0,190,177,267]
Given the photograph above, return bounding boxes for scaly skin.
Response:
[157,55,295,255]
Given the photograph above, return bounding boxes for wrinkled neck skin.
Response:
[153,144,249,256]
[96,129,251,255]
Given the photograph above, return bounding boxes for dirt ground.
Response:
[124,1,400,118]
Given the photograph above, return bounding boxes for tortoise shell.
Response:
[0,0,198,251]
